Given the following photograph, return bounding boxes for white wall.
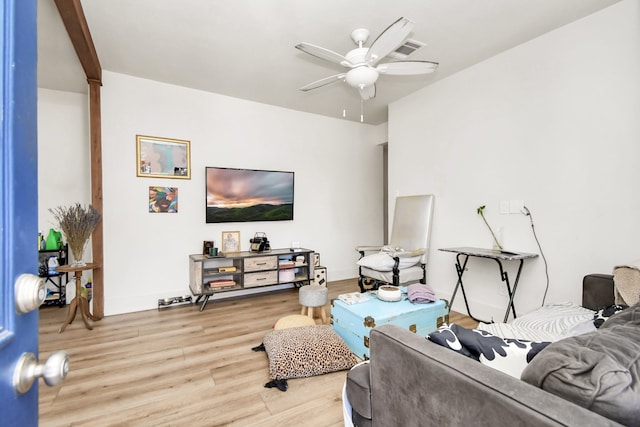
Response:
[38,89,90,228]
[38,76,385,315]
[37,89,92,301]
[389,0,640,321]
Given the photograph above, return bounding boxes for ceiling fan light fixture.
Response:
[345,66,379,89]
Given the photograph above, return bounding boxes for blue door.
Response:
[0,1,61,425]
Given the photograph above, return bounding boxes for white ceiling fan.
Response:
[295,17,438,101]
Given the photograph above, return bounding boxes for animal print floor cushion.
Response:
[262,325,357,382]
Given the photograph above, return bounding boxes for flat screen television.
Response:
[206,167,294,223]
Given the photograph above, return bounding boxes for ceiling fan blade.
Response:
[376,60,439,75]
[359,84,376,100]
[365,17,414,66]
[299,73,346,91]
[295,43,353,67]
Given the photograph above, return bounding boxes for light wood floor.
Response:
[39,279,476,427]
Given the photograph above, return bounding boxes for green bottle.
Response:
[45,228,62,250]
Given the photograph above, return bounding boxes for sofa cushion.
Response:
[262,325,357,380]
[521,303,640,426]
[346,361,372,421]
[356,252,420,271]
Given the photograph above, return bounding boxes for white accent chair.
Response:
[356,195,435,292]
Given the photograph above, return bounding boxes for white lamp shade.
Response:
[345,66,379,88]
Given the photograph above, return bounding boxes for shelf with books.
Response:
[188,248,315,311]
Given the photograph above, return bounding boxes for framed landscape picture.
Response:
[136,135,191,179]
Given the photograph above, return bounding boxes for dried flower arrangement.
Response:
[49,203,101,266]
[477,205,503,250]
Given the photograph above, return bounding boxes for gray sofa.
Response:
[346,274,635,426]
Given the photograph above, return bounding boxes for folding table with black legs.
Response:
[439,247,538,323]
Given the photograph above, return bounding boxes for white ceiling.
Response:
[37,0,621,125]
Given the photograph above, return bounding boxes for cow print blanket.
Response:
[428,324,550,378]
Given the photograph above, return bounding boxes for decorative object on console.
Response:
[221,231,240,253]
[202,240,214,255]
[49,203,101,267]
[477,205,503,250]
[149,186,178,213]
[250,232,271,252]
[136,135,190,179]
[205,167,294,223]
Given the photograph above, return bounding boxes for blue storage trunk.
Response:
[331,296,449,360]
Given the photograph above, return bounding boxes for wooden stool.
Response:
[299,284,329,324]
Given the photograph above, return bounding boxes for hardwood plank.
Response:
[39,278,476,426]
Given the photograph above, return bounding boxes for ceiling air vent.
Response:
[388,39,426,60]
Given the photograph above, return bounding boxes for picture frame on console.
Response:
[136,135,191,179]
[202,241,214,256]
[222,231,240,253]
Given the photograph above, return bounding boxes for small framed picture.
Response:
[149,186,178,213]
[313,253,321,267]
[221,231,240,253]
[202,241,214,255]
[136,135,191,179]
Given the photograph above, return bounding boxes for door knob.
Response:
[15,273,46,314]
[13,351,70,394]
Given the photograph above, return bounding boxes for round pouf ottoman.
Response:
[273,314,317,330]
[299,284,329,324]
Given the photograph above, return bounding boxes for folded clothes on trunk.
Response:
[407,283,436,303]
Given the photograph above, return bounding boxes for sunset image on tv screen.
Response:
[206,167,294,223]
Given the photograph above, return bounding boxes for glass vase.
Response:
[70,240,88,267]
